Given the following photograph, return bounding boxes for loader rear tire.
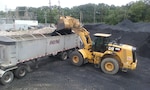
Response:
[70,51,83,66]
[14,66,27,79]
[101,58,119,74]
[0,71,14,85]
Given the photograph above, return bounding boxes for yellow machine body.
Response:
[57,16,137,74]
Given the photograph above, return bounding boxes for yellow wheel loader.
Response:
[57,16,137,74]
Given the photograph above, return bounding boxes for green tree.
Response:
[128,1,147,22]
[1,0,150,24]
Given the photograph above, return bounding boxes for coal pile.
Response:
[84,20,150,58]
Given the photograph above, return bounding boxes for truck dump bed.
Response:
[0,31,80,67]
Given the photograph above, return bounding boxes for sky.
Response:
[0,0,138,11]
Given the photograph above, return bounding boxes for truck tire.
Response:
[101,58,119,74]
[67,50,73,57]
[14,66,27,79]
[60,52,68,61]
[70,51,83,66]
[0,71,14,85]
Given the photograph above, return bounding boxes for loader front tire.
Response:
[70,51,84,66]
[101,58,119,74]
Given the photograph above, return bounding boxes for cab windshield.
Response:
[93,36,110,52]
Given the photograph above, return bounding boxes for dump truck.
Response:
[57,16,137,75]
[0,30,81,85]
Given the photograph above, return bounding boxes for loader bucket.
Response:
[56,20,66,30]
[56,16,81,31]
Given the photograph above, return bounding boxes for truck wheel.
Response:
[14,66,27,79]
[60,52,68,61]
[70,51,83,66]
[101,58,119,74]
[67,50,73,56]
[0,71,14,85]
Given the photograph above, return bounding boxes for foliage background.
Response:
[0,0,150,24]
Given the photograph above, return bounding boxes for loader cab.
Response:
[93,33,111,52]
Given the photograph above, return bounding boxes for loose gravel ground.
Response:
[0,56,149,90]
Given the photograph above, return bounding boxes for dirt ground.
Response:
[0,20,150,90]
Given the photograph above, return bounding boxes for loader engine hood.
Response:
[107,43,136,52]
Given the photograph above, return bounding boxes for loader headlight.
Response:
[114,47,121,52]
[108,46,121,52]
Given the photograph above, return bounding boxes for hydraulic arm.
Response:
[57,16,92,50]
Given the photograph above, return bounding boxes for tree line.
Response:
[1,0,150,25]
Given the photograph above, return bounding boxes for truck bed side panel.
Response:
[64,34,80,50]
[17,39,47,61]
[46,35,65,55]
